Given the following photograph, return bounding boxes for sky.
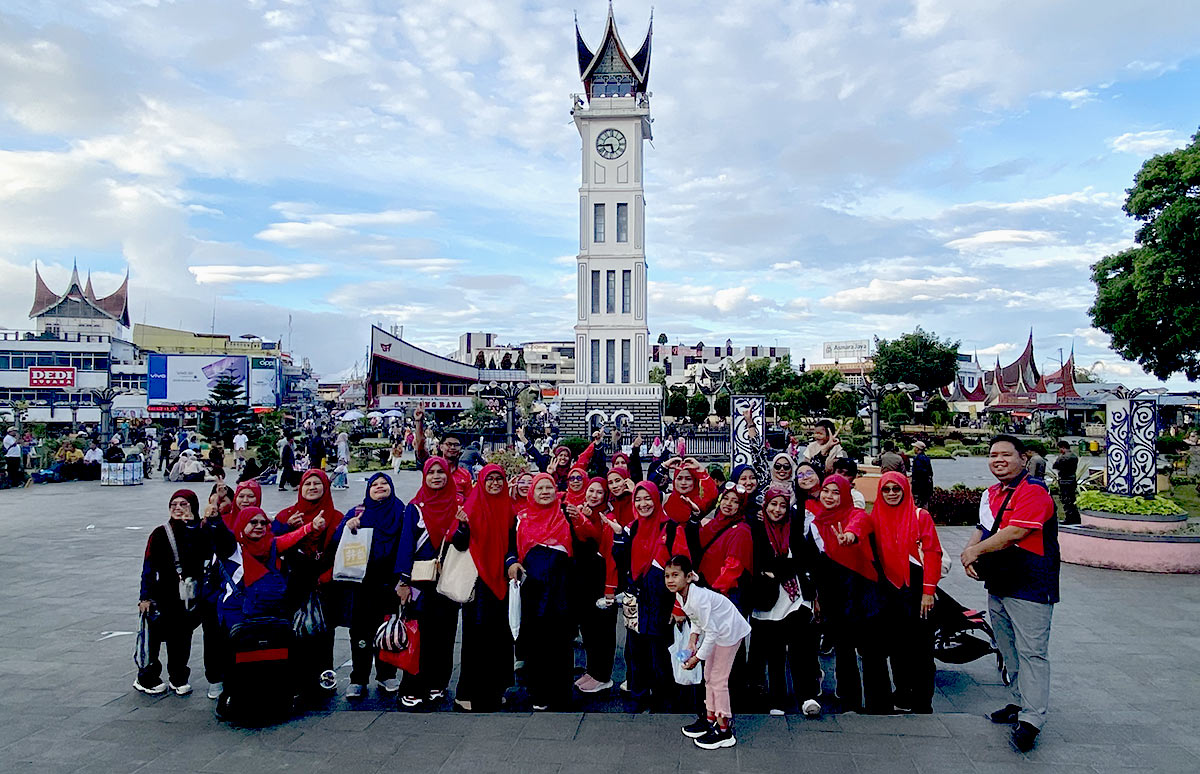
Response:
[1,0,1199,389]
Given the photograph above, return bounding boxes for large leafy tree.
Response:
[871,328,960,394]
[1090,129,1200,380]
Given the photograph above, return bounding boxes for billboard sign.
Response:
[249,357,280,408]
[822,339,871,361]
[147,354,249,404]
[28,366,76,387]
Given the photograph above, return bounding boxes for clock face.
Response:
[596,128,626,160]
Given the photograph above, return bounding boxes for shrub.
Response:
[1023,439,1049,457]
[488,448,531,478]
[1076,491,1186,516]
[926,447,953,459]
[559,436,591,458]
[928,486,985,525]
[1157,434,1191,454]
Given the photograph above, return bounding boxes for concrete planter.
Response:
[1080,509,1187,534]
[1061,524,1200,573]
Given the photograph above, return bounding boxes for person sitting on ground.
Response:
[169,449,206,482]
[103,437,126,463]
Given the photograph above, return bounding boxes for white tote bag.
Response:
[332,527,374,582]
[668,621,703,685]
[436,541,478,604]
[507,579,522,640]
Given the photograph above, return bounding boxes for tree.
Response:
[729,356,801,396]
[882,392,914,424]
[665,386,687,418]
[487,356,497,369]
[500,352,513,370]
[473,350,486,368]
[657,333,669,345]
[1073,365,1097,383]
[924,394,950,428]
[515,350,526,370]
[1090,129,1200,380]
[648,366,666,385]
[828,390,859,419]
[872,328,961,395]
[714,392,731,417]
[1043,416,1067,442]
[199,375,248,443]
[686,392,710,423]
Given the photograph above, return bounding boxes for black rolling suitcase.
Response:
[216,617,295,725]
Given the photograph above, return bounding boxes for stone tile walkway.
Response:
[0,477,1197,773]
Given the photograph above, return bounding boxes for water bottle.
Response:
[676,648,693,663]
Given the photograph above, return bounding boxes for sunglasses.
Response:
[568,474,584,481]
[881,486,904,494]
[722,482,748,494]
[247,519,270,526]
[773,463,791,471]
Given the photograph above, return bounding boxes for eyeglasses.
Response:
[722,482,748,494]
[247,519,270,526]
[169,501,190,509]
[797,471,818,479]
[568,474,584,481]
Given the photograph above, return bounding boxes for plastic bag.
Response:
[292,591,326,638]
[668,621,702,685]
[377,614,420,674]
[507,579,522,641]
[332,527,374,583]
[134,611,153,670]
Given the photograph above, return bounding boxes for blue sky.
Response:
[1,0,1198,388]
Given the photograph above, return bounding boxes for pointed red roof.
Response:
[84,272,97,302]
[29,265,57,317]
[28,265,130,326]
[1035,352,1080,400]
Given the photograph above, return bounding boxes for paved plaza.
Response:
[0,476,1197,773]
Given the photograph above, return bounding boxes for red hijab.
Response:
[564,464,590,508]
[412,456,460,548]
[606,467,634,527]
[630,481,668,581]
[510,471,534,508]
[810,474,877,581]
[464,464,515,599]
[664,467,699,523]
[231,480,262,530]
[274,469,342,550]
[582,477,609,520]
[761,486,793,556]
[516,472,572,562]
[234,506,274,587]
[871,471,919,589]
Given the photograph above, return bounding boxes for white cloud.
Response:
[1044,88,1098,108]
[1109,130,1187,155]
[189,264,328,284]
[976,342,1016,357]
[822,276,984,312]
[945,229,1057,251]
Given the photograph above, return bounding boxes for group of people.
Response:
[133,416,1059,752]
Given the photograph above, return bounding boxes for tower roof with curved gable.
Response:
[575,4,652,93]
[29,263,130,326]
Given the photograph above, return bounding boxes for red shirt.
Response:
[983,476,1054,556]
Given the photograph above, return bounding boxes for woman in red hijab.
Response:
[570,477,620,695]
[233,480,262,512]
[694,485,755,611]
[562,464,589,515]
[807,473,890,714]
[453,464,517,712]
[663,463,718,523]
[842,472,943,713]
[395,457,464,709]
[507,473,573,710]
[624,481,681,711]
[273,468,344,701]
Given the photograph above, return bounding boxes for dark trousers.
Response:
[138,612,197,687]
[575,591,617,683]
[458,579,513,709]
[292,588,334,695]
[6,456,23,486]
[403,582,459,696]
[832,617,891,713]
[752,606,820,710]
[200,605,228,684]
[349,587,399,686]
[885,575,936,712]
[1060,480,1079,523]
[522,577,573,709]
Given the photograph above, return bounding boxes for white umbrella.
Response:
[340,410,365,421]
[383,409,404,417]
[367,411,384,418]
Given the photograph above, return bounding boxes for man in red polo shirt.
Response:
[961,434,1059,753]
[412,406,473,502]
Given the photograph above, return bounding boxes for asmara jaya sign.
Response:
[822,339,871,361]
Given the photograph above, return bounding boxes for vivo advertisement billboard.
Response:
[147,354,249,404]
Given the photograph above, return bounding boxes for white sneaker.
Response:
[619,680,630,693]
[802,699,822,717]
[381,678,401,693]
[133,680,167,696]
[769,708,785,716]
[345,683,365,699]
[168,682,192,696]
[207,682,223,700]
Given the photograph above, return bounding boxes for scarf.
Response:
[464,464,516,599]
[630,481,667,581]
[582,477,609,519]
[871,471,919,589]
[412,456,460,548]
[169,488,199,519]
[761,487,800,601]
[664,467,700,523]
[564,464,590,508]
[810,474,877,581]
[516,473,572,562]
[354,472,406,564]
[275,469,342,550]
[234,507,274,587]
[234,480,262,509]
[606,466,634,527]
[510,472,534,508]
[769,453,797,503]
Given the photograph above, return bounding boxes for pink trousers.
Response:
[703,643,740,719]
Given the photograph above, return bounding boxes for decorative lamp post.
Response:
[469,381,551,447]
[833,380,918,461]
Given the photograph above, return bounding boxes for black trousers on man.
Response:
[1060,480,1079,524]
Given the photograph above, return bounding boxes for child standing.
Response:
[664,554,751,750]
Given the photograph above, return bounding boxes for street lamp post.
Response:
[834,380,918,461]
[469,381,551,448]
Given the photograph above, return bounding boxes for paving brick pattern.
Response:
[1,475,1197,773]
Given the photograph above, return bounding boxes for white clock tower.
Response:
[559,7,661,439]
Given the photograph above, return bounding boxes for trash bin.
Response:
[1088,440,1099,453]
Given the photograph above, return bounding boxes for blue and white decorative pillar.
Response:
[1105,395,1158,497]
[731,394,766,468]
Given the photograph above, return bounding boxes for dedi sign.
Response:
[29,366,76,387]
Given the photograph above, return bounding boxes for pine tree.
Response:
[474,350,486,368]
[515,350,526,370]
[199,374,249,443]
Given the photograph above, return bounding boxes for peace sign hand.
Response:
[834,522,857,546]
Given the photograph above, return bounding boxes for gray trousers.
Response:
[988,594,1053,729]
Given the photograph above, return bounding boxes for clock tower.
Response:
[558,6,661,440]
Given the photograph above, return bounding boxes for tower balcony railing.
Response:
[0,329,113,344]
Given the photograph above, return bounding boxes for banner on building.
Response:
[147,354,249,404]
[249,357,281,408]
[822,339,871,361]
[28,366,76,387]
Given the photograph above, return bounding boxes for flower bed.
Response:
[1062,491,1197,573]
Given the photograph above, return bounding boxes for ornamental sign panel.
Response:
[731,394,766,468]
[29,366,76,387]
[1105,396,1157,497]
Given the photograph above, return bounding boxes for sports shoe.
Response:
[802,699,822,717]
[380,678,401,694]
[681,718,712,738]
[207,682,223,700]
[619,680,630,693]
[532,704,549,711]
[168,682,192,696]
[769,708,785,716]
[578,676,613,694]
[989,704,1021,724]
[133,679,167,696]
[1011,721,1040,752]
[427,688,446,702]
[345,683,365,699]
[694,724,736,750]
[399,694,424,708]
